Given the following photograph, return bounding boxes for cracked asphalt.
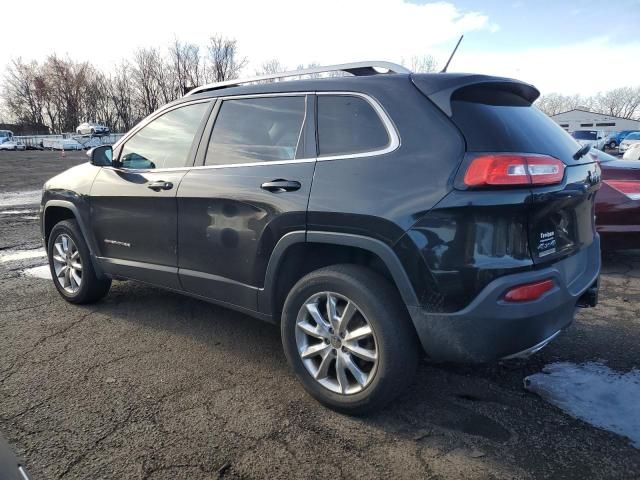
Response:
[1,151,640,479]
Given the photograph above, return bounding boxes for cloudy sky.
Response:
[1,0,638,96]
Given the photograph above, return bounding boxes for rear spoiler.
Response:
[411,73,540,117]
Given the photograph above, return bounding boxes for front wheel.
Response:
[48,219,111,304]
[609,141,617,149]
[281,264,419,414]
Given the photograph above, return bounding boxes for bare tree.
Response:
[109,61,136,131]
[409,55,438,73]
[535,93,586,116]
[205,35,247,83]
[170,39,203,95]
[2,58,45,126]
[257,59,286,76]
[132,48,163,117]
[592,87,640,120]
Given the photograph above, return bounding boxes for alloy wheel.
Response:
[295,292,378,395]
[52,233,83,294]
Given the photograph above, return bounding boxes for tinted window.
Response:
[317,95,389,157]
[205,96,305,166]
[626,133,640,140]
[451,94,589,164]
[120,102,209,169]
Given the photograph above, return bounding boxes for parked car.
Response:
[622,142,640,161]
[592,149,640,250]
[605,130,637,150]
[76,122,110,135]
[0,140,26,151]
[619,132,640,154]
[40,62,601,413]
[572,130,606,150]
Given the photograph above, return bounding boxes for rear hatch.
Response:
[413,76,601,265]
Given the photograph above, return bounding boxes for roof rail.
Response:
[184,61,411,97]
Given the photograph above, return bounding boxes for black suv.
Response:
[40,62,601,413]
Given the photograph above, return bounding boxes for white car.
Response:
[0,140,26,151]
[571,130,606,151]
[76,122,110,135]
[619,132,640,154]
[622,142,640,161]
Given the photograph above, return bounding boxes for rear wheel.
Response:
[609,141,617,149]
[48,219,111,304]
[281,264,419,414]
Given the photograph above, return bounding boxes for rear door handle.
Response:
[260,179,301,193]
[147,180,173,191]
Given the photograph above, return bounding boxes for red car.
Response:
[593,149,640,250]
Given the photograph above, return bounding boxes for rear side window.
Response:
[205,96,305,166]
[120,102,209,169]
[450,87,584,163]
[317,95,389,157]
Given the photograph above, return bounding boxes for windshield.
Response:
[572,131,597,140]
[0,131,11,139]
[625,133,640,141]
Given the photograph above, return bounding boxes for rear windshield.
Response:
[572,131,597,140]
[450,90,585,163]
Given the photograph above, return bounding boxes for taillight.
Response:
[504,279,555,302]
[464,154,565,187]
[604,180,640,200]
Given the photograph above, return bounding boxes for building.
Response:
[550,109,640,134]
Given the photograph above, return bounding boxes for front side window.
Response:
[205,96,306,166]
[120,102,209,169]
[317,95,389,157]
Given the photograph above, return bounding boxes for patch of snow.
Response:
[525,362,640,448]
[0,209,37,215]
[22,265,51,279]
[0,248,46,263]
[0,190,41,207]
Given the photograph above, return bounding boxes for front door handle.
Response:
[147,180,173,191]
[260,179,301,193]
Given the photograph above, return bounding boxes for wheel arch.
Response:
[259,231,419,318]
[43,200,103,276]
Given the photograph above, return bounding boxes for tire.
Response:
[47,219,111,304]
[609,141,617,149]
[281,264,419,414]
[90,128,95,135]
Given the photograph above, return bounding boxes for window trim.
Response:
[111,91,400,172]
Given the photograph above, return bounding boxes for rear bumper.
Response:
[408,235,601,363]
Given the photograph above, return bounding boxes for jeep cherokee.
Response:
[40,62,601,413]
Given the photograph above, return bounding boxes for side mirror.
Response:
[87,145,113,166]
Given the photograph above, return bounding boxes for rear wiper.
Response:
[573,144,591,161]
